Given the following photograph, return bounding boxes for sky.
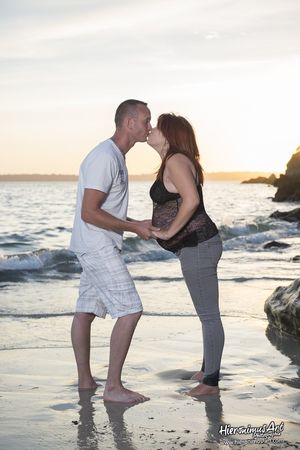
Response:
[1,0,300,175]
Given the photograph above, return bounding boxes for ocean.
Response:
[0,180,299,351]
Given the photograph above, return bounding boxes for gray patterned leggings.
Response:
[177,233,224,386]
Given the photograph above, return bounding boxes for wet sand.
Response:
[0,308,300,450]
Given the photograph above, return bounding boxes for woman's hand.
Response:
[152,228,172,240]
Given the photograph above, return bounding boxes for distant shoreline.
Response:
[0,172,276,182]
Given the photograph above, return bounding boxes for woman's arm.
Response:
[153,154,200,240]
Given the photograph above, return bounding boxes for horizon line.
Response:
[0,170,278,175]
[0,171,279,182]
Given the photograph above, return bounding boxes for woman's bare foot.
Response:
[103,385,150,403]
[190,370,204,381]
[187,383,219,397]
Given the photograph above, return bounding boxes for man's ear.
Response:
[127,117,135,130]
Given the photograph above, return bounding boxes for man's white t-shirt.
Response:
[69,139,128,254]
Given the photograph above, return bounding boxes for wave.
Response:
[222,276,296,283]
[0,240,174,283]
[0,311,264,325]
[122,236,174,263]
[220,218,299,250]
[0,227,72,250]
[134,275,182,282]
[0,311,197,319]
[0,233,33,249]
[0,249,81,282]
[0,215,299,283]
[219,221,273,240]
[32,226,72,235]
[0,312,74,319]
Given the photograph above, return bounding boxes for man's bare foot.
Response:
[190,370,204,381]
[187,383,219,397]
[78,377,99,390]
[103,385,150,403]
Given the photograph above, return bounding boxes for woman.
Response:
[147,113,224,396]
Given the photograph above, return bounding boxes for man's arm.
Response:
[81,189,158,240]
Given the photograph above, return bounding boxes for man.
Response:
[70,99,157,403]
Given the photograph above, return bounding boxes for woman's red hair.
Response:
[156,113,204,185]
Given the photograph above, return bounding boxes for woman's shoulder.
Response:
[165,153,196,178]
[166,152,193,167]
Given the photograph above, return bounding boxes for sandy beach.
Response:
[1,282,299,450]
[1,180,300,449]
[2,0,300,446]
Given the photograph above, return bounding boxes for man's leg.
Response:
[71,312,97,389]
[103,311,149,403]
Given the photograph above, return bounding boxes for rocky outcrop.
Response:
[263,241,290,249]
[264,279,300,338]
[270,208,300,223]
[274,147,300,201]
[242,173,277,185]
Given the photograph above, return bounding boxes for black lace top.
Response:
[150,179,218,253]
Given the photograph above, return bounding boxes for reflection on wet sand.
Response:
[76,390,139,450]
[76,385,227,448]
[266,325,300,389]
[192,394,224,443]
[266,324,300,365]
[77,389,99,450]
[104,401,137,450]
[266,324,300,381]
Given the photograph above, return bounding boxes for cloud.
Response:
[1,0,300,62]
[1,0,300,110]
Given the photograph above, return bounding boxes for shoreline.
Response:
[1,312,299,449]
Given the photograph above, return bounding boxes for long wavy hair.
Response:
[156,113,204,185]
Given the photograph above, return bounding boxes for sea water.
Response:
[0,181,299,350]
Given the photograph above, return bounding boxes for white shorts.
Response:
[76,244,142,319]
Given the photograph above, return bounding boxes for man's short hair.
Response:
[114,99,148,127]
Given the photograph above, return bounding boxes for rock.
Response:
[242,173,277,185]
[286,147,300,176]
[270,208,300,223]
[292,255,300,262]
[274,147,300,201]
[264,278,300,338]
[263,241,291,249]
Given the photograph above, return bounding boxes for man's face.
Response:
[132,105,152,142]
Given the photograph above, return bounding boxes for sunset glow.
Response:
[1,0,299,175]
